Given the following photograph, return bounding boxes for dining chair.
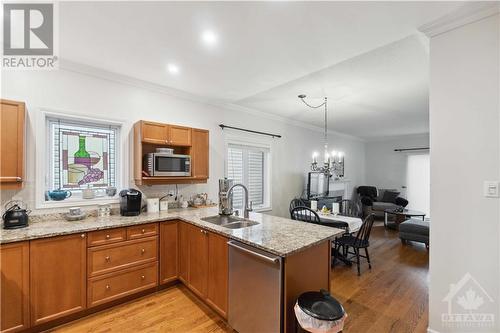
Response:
[290,206,321,224]
[333,214,375,275]
[289,198,306,217]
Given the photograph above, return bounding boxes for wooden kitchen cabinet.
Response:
[141,121,169,144]
[30,234,87,326]
[168,125,191,146]
[1,242,30,333]
[207,233,229,318]
[178,222,189,284]
[160,221,178,284]
[140,121,191,146]
[191,128,209,179]
[0,99,25,189]
[187,224,209,298]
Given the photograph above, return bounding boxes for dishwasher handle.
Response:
[228,241,280,264]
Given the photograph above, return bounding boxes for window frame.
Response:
[35,109,126,209]
[224,134,272,212]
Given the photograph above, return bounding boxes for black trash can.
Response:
[294,289,347,333]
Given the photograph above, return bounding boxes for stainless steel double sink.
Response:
[201,215,259,229]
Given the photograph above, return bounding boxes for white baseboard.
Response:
[428,328,440,333]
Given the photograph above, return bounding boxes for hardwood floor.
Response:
[50,285,232,333]
[52,223,428,333]
[331,223,429,333]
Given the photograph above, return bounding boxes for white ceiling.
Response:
[59,1,465,138]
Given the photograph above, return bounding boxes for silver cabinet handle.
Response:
[81,234,85,238]
[105,234,111,239]
[106,285,110,290]
[105,256,111,262]
[141,248,145,254]
[228,241,280,264]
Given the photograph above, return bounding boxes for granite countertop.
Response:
[0,207,343,257]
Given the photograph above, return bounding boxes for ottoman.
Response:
[399,218,429,248]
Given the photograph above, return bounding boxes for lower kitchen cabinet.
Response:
[159,221,179,284]
[0,241,30,333]
[188,224,209,298]
[179,222,228,318]
[30,234,87,326]
[207,232,228,318]
[178,222,189,284]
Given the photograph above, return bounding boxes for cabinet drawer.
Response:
[88,262,158,307]
[127,223,158,240]
[88,237,157,277]
[87,228,126,247]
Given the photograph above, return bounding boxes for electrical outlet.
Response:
[483,181,499,198]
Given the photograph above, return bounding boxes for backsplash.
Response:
[1,180,214,215]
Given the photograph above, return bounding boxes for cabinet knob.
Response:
[141,229,146,234]
[141,248,145,254]
[141,275,145,280]
[106,285,110,290]
[105,256,111,262]
[81,234,85,238]
[106,234,111,239]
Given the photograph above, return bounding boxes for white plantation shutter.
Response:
[247,151,264,206]
[227,143,269,210]
[227,147,244,208]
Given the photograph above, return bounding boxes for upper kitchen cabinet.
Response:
[134,120,209,185]
[191,129,209,179]
[0,99,25,189]
[140,121,191,147]
[169,125,192,146]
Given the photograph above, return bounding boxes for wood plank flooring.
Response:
[331,223,429,333]
[51,223,428,333]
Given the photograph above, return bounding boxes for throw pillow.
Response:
[382,190,400,203]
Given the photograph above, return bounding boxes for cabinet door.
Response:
[207,232,228,318]
[191,129,209,179]
[0,99,25,189]
[178,222,189,284]
[160,221,178,284]
[141,121,169,144]
[1,242,30,333]
[30,234,87,326]
[168,125,191,146]
[188,225,208,298]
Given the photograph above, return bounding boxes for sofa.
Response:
[357,186,408,218]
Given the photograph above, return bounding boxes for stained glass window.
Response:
[47,117,119,198]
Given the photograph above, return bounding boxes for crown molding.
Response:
[419,2,500,38]
[58,59,365,142]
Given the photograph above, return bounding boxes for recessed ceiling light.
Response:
[167,63,179,75]
[201,30,218,46]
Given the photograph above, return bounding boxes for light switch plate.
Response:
[483,181,499,198]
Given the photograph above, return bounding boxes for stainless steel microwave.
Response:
[146,153,191,177]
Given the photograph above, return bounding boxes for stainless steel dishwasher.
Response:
[228,240,283,333]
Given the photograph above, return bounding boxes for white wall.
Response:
[365,133,429,194]
[429,14,499,333]
[0,67,366,218]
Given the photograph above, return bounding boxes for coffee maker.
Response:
[119,189,142,216]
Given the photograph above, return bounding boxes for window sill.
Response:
[36,197,119,209]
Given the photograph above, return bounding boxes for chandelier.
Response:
[298,94,344,178]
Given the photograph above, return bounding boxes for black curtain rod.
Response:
[219,124,282,138]
[394,147,430,152]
